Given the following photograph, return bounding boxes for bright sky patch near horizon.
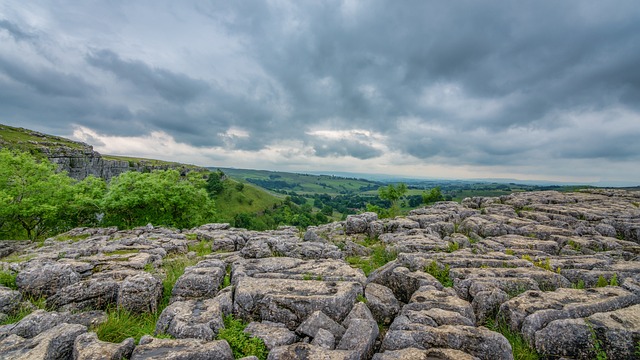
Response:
[1,1,639,185]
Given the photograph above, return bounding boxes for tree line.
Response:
[0,149,215,240]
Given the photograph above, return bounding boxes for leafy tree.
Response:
[422,186,444,204]
[102,169,215,229]
[61,175,107,229]
[377,183,408,217]
[0,149,74,239]
[205,169,225,196]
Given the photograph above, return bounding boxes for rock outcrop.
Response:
[0,189,639,359]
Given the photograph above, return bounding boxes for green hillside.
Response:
[213,178,284,223]
[0,124,87,155]
[217,168,382,195]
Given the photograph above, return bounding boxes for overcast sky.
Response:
[1,1,639,185]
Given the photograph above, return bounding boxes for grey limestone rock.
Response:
[364,283,401,325]
[311,328,336,349]
[0,323,86,360]
[498,287,640,344]
[16,262,80,298]
[372,348,480,360]
[47,277,119,311]
[381,325,512,360]
[267,343,358,360]
[336,318,379,360]
[155,294,230,341]
[170,259,226,302]
[0,286,21,315]
[342,302,375,328]
[0,309,105,340]
[117,272,162,313]
[368,263,442,303]
[244,321,297,350]
[234,277,362,330]
[131,336,233,360]
[534,304,640,359]
[296,310,346,341]
[345,213,377,235]
[73,331,135,360]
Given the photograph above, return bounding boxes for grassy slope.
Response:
[217,168,381,195]
[214,179,284,223]
[0,123,86,154]
[102,154,200,169]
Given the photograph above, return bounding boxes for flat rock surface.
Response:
[1,189,639,359]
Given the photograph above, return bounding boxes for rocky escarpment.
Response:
[0,189,639,359]
[0,124,201,180]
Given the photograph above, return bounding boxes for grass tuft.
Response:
[485,317,540,360]
[217,315,269,360]
[0,296,47,325]
[0,271,17,289]
[94,307,171,344]
[188,239,212,256]
[424,261,453,287]
[345,244,397,276]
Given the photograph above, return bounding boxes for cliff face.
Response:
[0,124,202,180]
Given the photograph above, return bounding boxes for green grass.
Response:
[94,307,170,344]
[356,294,368,303]
[219,168,381,196]
[188,239,212,256]
[485,317,540,360]
[94,255,198,343]
[217,315,269,360]
[0,253,36,263]
[345,244,397,276]
[52,234,91,242]
[0,271,17,289]
[213,179,283,223]
[101,154,199,169]
[424,261,453,287]
[446,242,460,252]
[0,123,86,155]
[0,296,47,325]
[572,279,586,289]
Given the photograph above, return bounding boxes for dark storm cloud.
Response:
[86,49,209,104]
[2,1,640,181]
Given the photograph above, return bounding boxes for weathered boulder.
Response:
[311,328,336,349]
[336,318,379,360]
[0,310,105,340]
[47,277,119,311]
[346,213,378,235]
[498,287,640,344]
[0,286,21,315]
[155,290,232,341]
[234,277,362,329]
[16,262,80,298]
[372,348,480,360]
[297,310,346,341]
[244,321,297,350]
[117,272,162,313]
[534,304,640,359]
[0,323,86,360]
[73,331,135,360]
[131,336,233,360]
[368,263,442,303]
[170,259,226,302]
[364,283,401,325]
[381,325,512,360]
[268,343,358,360]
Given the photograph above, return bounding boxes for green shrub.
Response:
[446,242,460,253]
[424,261,453,287]
[572,279,586,289]
[217,315,268,360]
[596,275,608,288]
[609,273,618,286]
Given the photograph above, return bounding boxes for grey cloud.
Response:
[86,49,209,104]
[0,19,36,42]
[2,1,640,182]
[312,139,382,160]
